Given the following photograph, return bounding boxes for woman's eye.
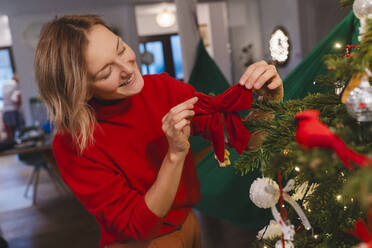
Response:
[118,46,125,55]
[102,67,112,80]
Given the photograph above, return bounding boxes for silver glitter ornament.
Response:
[353,0,372,19]
[346,76,372,122]
[334,80,345,96]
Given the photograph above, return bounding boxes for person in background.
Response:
[34,15,283,248]
[2,73,24,140]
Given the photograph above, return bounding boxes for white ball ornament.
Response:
[249,177,280,209]
[353,0,372,19]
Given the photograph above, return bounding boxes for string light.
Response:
[314,234,319,239]
[351,198,354,203]
[344,206,347,210]
[295,166,300,172]
[336,195,342,201]
[334,42,342,49]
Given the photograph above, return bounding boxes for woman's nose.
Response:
[116,58,134,74]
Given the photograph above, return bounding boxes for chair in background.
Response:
[19,97,68,205]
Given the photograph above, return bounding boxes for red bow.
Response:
[192,85,252,162]
[347,211,372,247]
[295,110,371,169]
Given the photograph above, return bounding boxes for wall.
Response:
[258,0,303,79]
[0,15,12,47]
[8,4,139,125]
[298,0,351,57]
[227,0,263,83]
[207,2,232,83]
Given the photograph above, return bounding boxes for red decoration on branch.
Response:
[193,85,252,163]
[295,110,371,169]
[347,211,372,247]
[345,45,360,57]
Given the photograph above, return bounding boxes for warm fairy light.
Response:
[295,166,300,172]
[341,172,345,177]
[351,198,354,203]
[336,195,342,201]
[283,149,291,155]
[314,234,319,239]
[308,208,312,212]
[334,42,342,49]
[344,206,347,210]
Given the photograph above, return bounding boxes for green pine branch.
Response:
[235,9,372,247]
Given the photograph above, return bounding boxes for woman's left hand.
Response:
[238,60,283,101]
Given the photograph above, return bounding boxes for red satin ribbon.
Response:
[192,85,252,162]
[295,110,371,169]
[278,169,287,248]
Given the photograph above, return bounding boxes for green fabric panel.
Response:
[284,11,360,100]
[195,148,271,229]
[188,39,230,95]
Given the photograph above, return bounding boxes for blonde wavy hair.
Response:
[34,15,107,152]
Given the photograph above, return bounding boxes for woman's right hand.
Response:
[162,97,198,157]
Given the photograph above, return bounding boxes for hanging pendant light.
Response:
[156,9,176,28]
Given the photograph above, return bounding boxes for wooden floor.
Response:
[0,155,257,248]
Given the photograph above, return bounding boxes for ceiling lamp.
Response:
[156,9,176,28]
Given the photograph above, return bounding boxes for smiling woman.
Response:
[33,14,283,248]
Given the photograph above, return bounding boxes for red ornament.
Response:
[345,44,360,57]
[295,109,371,169]
[347,211,372,248]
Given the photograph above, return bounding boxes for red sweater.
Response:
[53,73,202,246]
[53,73,252,246]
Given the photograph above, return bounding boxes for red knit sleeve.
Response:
[53,135,164,241]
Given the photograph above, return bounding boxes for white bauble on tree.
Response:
[249,177,280,209]
[353,0,372,40]
[353,0,372,19]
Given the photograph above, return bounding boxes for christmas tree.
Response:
[237,1,372,247]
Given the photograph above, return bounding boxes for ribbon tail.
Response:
[283,193,312,231]
[224,113,250,155]
[332,136,371,169]
[355,220,372,243]
[211,117,226,163]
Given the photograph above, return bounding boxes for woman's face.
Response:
[85,24,144,100]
